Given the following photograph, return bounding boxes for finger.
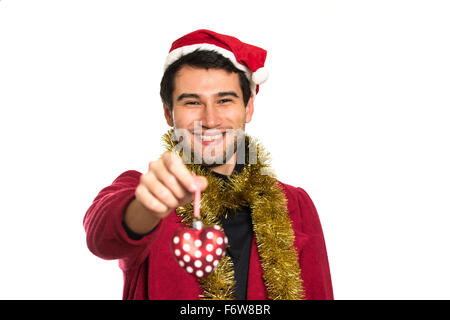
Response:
[162,152,198,192]
[141,172,180,210]
[178,192,194,207]
[151,160,188,201]
[194,176,208,192]
[135,184,168,217]
[177,177,207,206]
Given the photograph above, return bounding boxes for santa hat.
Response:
[164,29,268,95]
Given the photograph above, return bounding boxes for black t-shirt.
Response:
[123,163,254,300]
[213,164,253,300]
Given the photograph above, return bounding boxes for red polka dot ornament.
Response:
[171,175,228,279]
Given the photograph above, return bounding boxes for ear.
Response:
[244,94,255,124]
[163,104,174,127]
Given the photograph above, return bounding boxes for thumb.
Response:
[193,175,208,192]
[198,176,208,191]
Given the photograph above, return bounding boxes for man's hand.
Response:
[123,152,208,235]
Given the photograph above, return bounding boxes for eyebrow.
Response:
[176,91,240,102]
[217,91,239,98]
[176,93,200,102]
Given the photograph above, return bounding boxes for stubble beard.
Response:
[172,122,246,167]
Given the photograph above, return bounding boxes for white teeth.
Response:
[200,134,222,141]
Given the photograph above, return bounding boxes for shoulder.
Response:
[277,180,322,233]
[277,180,315,208]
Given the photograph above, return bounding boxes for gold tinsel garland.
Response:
[162,130,305,300]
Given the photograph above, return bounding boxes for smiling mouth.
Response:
[198,133,224,141]
[191,132,226,148]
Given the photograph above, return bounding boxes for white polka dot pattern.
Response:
[171,225,227,279]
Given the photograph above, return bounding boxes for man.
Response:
[84,29,333,300]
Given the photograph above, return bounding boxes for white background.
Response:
[1,0,449,299]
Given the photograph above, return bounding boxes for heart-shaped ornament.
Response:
[171,224,227,278]
[171,174,228,279]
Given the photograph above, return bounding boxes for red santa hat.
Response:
[164,29,268,95]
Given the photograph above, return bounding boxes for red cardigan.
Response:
[83,170,333,300]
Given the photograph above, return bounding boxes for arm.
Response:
[123,198,161,236]
[296,187,334,300]
[83,170,162,268]
[83,153,208,270]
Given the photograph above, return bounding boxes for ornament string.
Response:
[192,174,203,230]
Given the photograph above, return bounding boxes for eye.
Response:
[218,98,232,104]
[185,101,200,105]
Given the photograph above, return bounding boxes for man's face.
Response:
[164,65,254,166]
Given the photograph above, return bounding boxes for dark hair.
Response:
[160,50,251,110]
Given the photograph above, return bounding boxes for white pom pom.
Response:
[252,67,269,84]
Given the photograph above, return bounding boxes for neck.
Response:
[210,153,236,176]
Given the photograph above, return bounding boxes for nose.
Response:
[201,102,221,128]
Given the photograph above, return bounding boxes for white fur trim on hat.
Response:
[164,43,259,95]
[252,67,269,84]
